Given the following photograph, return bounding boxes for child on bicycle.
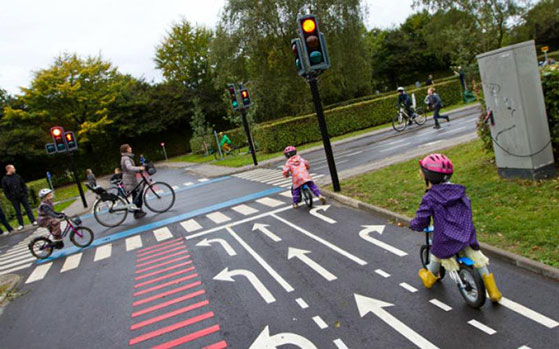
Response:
[282,146,326,208]
[410,153,502,302]
[37,188,66,248]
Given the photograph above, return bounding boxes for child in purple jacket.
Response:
[410,153,502,302]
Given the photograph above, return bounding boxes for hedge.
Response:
[190,78,463,154]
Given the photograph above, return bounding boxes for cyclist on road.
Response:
[409,153,502,302]
[282,146,326,208]
[37,188,65,249]
[219,132,232,153]
[120,144,146,219]
[397,87,415,125]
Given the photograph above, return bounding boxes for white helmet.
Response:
[39,188,53,199]
[397,87,405,92]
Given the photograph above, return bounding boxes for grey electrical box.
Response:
[477,40,555,180]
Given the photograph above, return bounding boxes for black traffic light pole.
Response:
[69,152,87,208]
[307,76,340,192]
[240,108,258,166]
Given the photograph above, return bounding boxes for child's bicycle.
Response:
[291,183,314,208]
[28,216,94,259]
[420,226,487,308]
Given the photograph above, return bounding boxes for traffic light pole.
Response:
[69,152,87,208]
[240,108,258,166]
[307,76,340,192]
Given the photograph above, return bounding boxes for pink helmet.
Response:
[284,146,297,158]
[419,153,453,184]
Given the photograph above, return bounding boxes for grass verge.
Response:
[334,139,559,268]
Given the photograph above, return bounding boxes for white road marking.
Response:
[296,298,309,309]
[312,174,325,180]
[252,223,281,242]
[517,346,532,349]
[227,227,294,292]
[0,263,33,276]
[499,297,559,328]
[198,178,209,182]
[379,142,411,153]
[180,219,203,233]
[387,139,408,145]
[171,185,179,190]
[0,250,31,261]
[272,214,367,266]
[444,126,467,134]
[61,253,82,273]
[333,339,349,349]
[468,320,496,335]
[94,244,112,261]
[359,225,407,257]
[256,197,284,207]
[183,182,193,186]
[399,282,418,293]
[309,205,337,224]
[280,191,292,198]
[232,204,259,216]
[214,267,276,304]
[125,236,143,251]
[249,326,317,348]
[0,256,35,269]
[26,263,53,283]
[429,299,452,312]
[312,315,328,329]
[339,150,363,157]
[196,238,237,256]
[153,227,173,241]
[288,248,337,281]
[280,183,292,188]
[206,212,231,224]
[315,160,348,171]
[375,269,391,278]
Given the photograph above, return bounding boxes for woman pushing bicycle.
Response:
[282,146,326,208]
[120,144,147,219]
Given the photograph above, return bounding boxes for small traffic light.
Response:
[291,38,308,76]
[50,126,67,152]
[45,143,56,154]
[227,84,239,111]
[297,15,330,72]
[64,131,78,151]
[240,89,251,108]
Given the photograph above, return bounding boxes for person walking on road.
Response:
[86,169,97,188]
[0,205,14,235]
[120,144,146,219]
[1,165,37,230]
[426,87,449,129]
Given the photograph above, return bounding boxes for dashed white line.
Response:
[399,282,418,293]
[206,212,231,224]
[296,298,309,309]
[379,142,411,153]
[153,227,174,241]
[429,299,452,312]
[468,320,496,335]
[279,191,292,198]
[387,138,408,145]
[172,185,179,190]
[232,204,259,216]
[499,297,559,328]
[0,257,35,270]
[198,178,209,182]
[180,219,203,233]
[61,253,82,273]
[375,269,391,278]
[256,197,284,208]
[125,236,143,251]
[0,263,33,276]
[333,338,349,349]
[183,182,193,186]
[312,315,328,329]
[94,244,112,261]
[518,346,532,349]
[26,263,52,283]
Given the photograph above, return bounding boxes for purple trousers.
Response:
[292,181,321,204]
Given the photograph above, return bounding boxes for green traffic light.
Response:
[232,101,238,107]
[310,51,323,64]
[296,58,301,69]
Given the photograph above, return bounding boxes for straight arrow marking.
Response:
[309,205,337,224]
[252,223,282,242]
[196,238,237,256]
[214,267,275,304]
[359,225,407,257]
[288,247,337,281]
[249,326,317,349]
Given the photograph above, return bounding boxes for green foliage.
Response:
[541,68,559,160]
[512,0,559,50]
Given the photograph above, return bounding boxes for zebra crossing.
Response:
[233,168,325,188]
[0,229,47,276]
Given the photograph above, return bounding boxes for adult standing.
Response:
[0,205,14,235]
[86,169,97,188]
[455,66,467,91]
[426,74,434,86]
[120,144,146,219]
[1,165,37,230]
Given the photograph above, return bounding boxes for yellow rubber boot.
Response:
[482,273,503,302]
[418,268,439,289]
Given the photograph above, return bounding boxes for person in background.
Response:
[397,87,415,125]
[0,205,14,235]
[1,164,37,231]
[86,169,97,188]
[426,87,450,129]
[110,168,123,184]
[454,66,467,90]
[120,144,146,219]
[140,154,146,166]
[426,74,434,86]
[219,132,232,153]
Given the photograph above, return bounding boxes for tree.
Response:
[512,0,559,50]
[189,97,212,154]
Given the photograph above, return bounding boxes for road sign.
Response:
[541,46,549,53]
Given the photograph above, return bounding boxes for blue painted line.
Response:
[37,186,284,263]
[80,176,232,220]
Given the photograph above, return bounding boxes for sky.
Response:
[0,0,414,95]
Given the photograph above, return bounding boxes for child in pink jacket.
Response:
[282,146,326,208]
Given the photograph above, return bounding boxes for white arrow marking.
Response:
[359,225,407,257]
[354,294,439,349]
[309,205,337,224]
[252,223,281,242]
[288,247,337,281]
[499,297,559,329]
[249,326,317,349]
[214,267,275,303]
[196,238,237,256]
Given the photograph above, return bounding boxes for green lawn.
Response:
[335,139,559,268]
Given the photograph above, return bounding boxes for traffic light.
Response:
[297,15,330,72]
[291,38,308,76]
[50,126,67,152]
[240,89,251,108]
[45,143,56,155]
[65,131,78,151]
[227,84,239,111]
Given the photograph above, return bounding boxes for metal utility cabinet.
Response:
[477,40,555,179]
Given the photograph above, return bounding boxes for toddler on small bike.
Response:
[410,153,503,303]
[282,146,326,208]
[37,188,66,249]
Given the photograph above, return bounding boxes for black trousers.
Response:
[433,106,449,126]
[0,206,13,232]
[131,185,144,209]
[10,196,35,226]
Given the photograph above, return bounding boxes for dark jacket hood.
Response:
[427,183,467,207]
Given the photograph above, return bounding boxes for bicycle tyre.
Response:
[29,237,54,259]
[458,265,486,308]
[414,107,426,125]
[144,181,175,213]
[392,113,407,132]
[93,196,128,227]
[302,187,313,208]
[70,227,94,248]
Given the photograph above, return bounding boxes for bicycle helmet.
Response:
[419,153,453,184]
[397,87,405,92]
[284,146,297,158]
[39,188,53,199]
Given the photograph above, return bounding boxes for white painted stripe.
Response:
[266,177,290,185]
[499,297,559,329]
[198,178,209,182]
[206,212,231,224]
[315,160,348,171]
[26,263,53,283]
[256,197,284,207]
[399,282,418,293]
[312,315,328,329]
[339,150,362,157]
[296,298,309,309]
[0,252,33,264]
[387,138,408,145]
[0,263,33,276]
[60,253,82,273]
[429,299,452,312]
[517,346,532,349]
[279,191,292,198]
[312,174,325,179]
[0,257,36,270]
[0,250,31,261]
[183,182,194,186]
[375,269,391,278]
[444,126,467,133]
[172,185,179,190]
[468,320,496,335]
[94,244,112,261]
[280,183,292,188]
[180,219,202,233]
[232,204,259,216]
[125,236,143,251]
[333,339,349,349]
[379,142,411,152]
[153,227,173,241]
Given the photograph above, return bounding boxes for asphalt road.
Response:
[0,166,558,348]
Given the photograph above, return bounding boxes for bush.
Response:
[541,68,559,160]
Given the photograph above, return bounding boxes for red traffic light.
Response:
[52,128,62,137]
[160,142,165,147]
[302,19,316,33]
